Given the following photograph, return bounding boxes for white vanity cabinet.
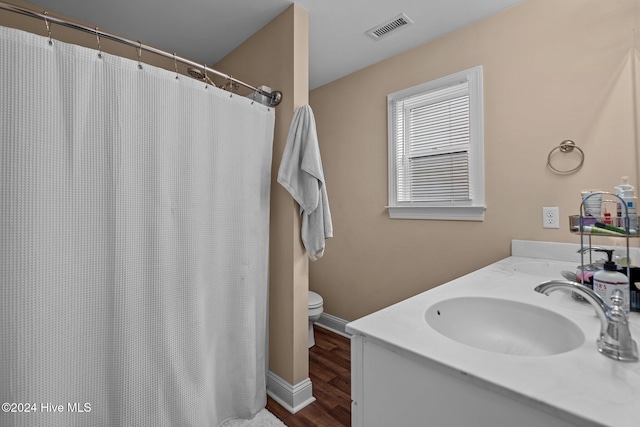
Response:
[350,335,590,427]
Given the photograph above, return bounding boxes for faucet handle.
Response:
[610,289,624,308]
[608,289,629,323]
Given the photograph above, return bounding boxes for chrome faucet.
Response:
[534,280,638,362]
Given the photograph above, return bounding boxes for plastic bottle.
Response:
[615,176,637,234]
[593,249,630,313]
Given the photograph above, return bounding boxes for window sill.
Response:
[388,205,485,221]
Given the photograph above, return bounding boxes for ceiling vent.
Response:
[366,12,414,41]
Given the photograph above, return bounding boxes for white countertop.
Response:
[346,240,640,427]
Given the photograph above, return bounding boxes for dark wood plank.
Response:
[266,325,351,427]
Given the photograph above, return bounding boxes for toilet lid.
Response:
[308,291,323,308]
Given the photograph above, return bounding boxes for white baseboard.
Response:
[315,312,352,338]
[265,313,351,414]
[266,371,315,414]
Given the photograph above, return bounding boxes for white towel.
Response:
[277,105,333,260]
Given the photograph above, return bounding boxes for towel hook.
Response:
[43,11,53,45]
[547,140,584,174]
[95,27,102,58]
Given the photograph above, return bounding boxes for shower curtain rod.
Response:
[0,1,283,107]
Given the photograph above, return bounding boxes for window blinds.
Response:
[393,80,471,204]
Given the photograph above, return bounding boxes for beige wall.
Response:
[309,0,639,321]
[636,0,640,173]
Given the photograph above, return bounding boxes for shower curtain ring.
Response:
[227,75,239,93]
[173,53,179,79]
[136,41,143,69]
[43,11,53,45]
[204,65,208,88]
[95,27,102,58]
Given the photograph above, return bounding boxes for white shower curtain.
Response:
[0,26,274,427]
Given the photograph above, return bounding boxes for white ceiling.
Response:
[25,0,528,89]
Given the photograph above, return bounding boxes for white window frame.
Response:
[387,66,485,220]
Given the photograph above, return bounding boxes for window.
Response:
[387,66,485,220]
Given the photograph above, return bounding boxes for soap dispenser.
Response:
[593,249,630,313]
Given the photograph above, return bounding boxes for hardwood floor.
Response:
[266,325,351,427]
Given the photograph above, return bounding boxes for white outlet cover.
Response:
[542,207,560,229]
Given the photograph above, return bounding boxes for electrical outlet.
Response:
[542,207,560,229]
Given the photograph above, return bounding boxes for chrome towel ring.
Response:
[547,140,584,174]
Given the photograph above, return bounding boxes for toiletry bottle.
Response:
[615,176,637,234]
[593,249,630,313]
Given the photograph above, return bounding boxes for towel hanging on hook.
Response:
[547,140,584,174]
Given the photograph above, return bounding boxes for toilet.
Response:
[308,291,324,348]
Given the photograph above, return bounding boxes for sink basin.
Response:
[425,297,585,356]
